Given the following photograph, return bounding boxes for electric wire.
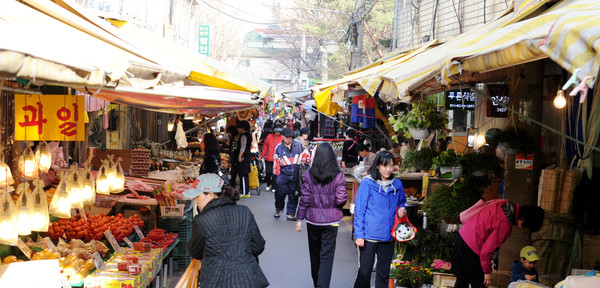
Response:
[199,0,279,25]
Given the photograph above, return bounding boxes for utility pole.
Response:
[393,0,399,51]
[349,0,366,70]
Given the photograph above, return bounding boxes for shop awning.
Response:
[0,0,130,86]
[311,42,435,95]
[112,23,273,97]
[379,0,550,102]
[440,0,600,87]
[84,86,260,115]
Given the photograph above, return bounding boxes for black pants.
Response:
[354,241,394,288]
[265,160,275,187]
[307,223,338,288]
[453,234,485,288]
[229,161,239,188]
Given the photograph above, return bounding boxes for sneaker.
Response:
[265,186,271,191]
[286,214,297,221]
[241,194,251,198]
[274,210,283,218]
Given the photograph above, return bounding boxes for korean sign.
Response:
[444,89,475,110]
[198,25,210,57]
[15,94,85,141]
[486,84,509,118]
[515,153,533,170]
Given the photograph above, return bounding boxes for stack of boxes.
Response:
[130,148,151,177]
[84,248,163,288]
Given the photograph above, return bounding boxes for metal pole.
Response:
[393,0,399,51]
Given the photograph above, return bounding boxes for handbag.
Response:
[213,157,230,186]
[392,209,417,242]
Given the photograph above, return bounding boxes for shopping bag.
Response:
[392,212,417,242]
[174,259,201,288]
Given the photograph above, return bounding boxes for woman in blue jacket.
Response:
[296,143,348,288]
[353,151,406,288]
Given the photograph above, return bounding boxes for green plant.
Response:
[401,148,438,172]
[492,127,537,154]
[390,260,434,287]
[432,149,462,169]
[389,100,449,139]
[422,182,482,222]
[460,152,504,179]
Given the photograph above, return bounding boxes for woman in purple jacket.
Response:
[296,143,348,288]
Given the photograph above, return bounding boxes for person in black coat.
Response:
[186,173,269,288]
[199,133,221,175]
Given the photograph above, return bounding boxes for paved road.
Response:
[238,184,359,287]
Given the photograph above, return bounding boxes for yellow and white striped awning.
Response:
[440,0,600,87]
[0,0,130,86]
[380,0,550,102]
[311,41,436,97]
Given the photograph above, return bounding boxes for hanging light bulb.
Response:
[554,90,567,109]
[66,166,84,209]
[81,165,96,205]
[96,163,110,195]
[0,187,19,245]
[19,146,38,179]
[113,158,125,193]
[35,141,52,173]
[31,179,49,232]
[48,179,72,218]
[0,152,14,186]
[15,183,34,236]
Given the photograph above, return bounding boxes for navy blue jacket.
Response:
[509,260,538,284]
[274,139,304,188]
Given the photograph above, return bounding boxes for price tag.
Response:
[123,237,134,248]
[104,230,122,254]
[91,252,105,270]
[17,238,33,259]
[134,226,144,239]
[79,208,87,220]
[43,237,58,252]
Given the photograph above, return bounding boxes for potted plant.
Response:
[431,149,463,179]
[401,148,438,172]
[492,127,537,154]
[422,182,482,223]
[389,100,449,140]
[459,152,504,178]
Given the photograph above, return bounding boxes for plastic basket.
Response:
[157,218,193,242]
[160,204,185,217]
[173,255,191,271]
[172,241,189,257]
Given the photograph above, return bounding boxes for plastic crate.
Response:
[173,255,191,271]
[172,241,189,257]
[159,204,185,217]
[157,218,193,242]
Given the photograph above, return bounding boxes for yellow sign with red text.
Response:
[14,94,85,141]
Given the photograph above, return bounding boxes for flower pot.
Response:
[439,166,463,179]
[408,127,431,140]
[471,169,486,177]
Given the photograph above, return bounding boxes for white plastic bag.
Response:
[66,166,84,209]
[0,187,19,245]
[15,183,34,235]
[175,121,188,149]
[49,178,72,218]
[81,164,96,205]
[96,160,110,195]
[31,179,49,232]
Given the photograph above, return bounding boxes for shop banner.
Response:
[515,153,534,170]
[444,89,475,110]
[198,25,210,57]
[14,94,85,141]
[486,84,509,118]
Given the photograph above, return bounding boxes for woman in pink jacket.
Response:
[453,201,544,288]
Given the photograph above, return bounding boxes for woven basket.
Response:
[558,170,580,214]
[539,168,560,212]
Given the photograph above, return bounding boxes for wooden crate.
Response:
[558,170,579,214]
[432,272,456,288]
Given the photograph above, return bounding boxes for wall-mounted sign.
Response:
[198,25,210,57]
[515,153,534,170]
[486,84,509,118]
[15,94,85,141]
[444,89,475,110]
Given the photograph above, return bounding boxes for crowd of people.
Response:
[185,117,545,288]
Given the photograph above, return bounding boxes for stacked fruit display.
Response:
[139,229,178,253]
[46,213,144,242]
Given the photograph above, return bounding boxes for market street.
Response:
[169,182,363,288]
